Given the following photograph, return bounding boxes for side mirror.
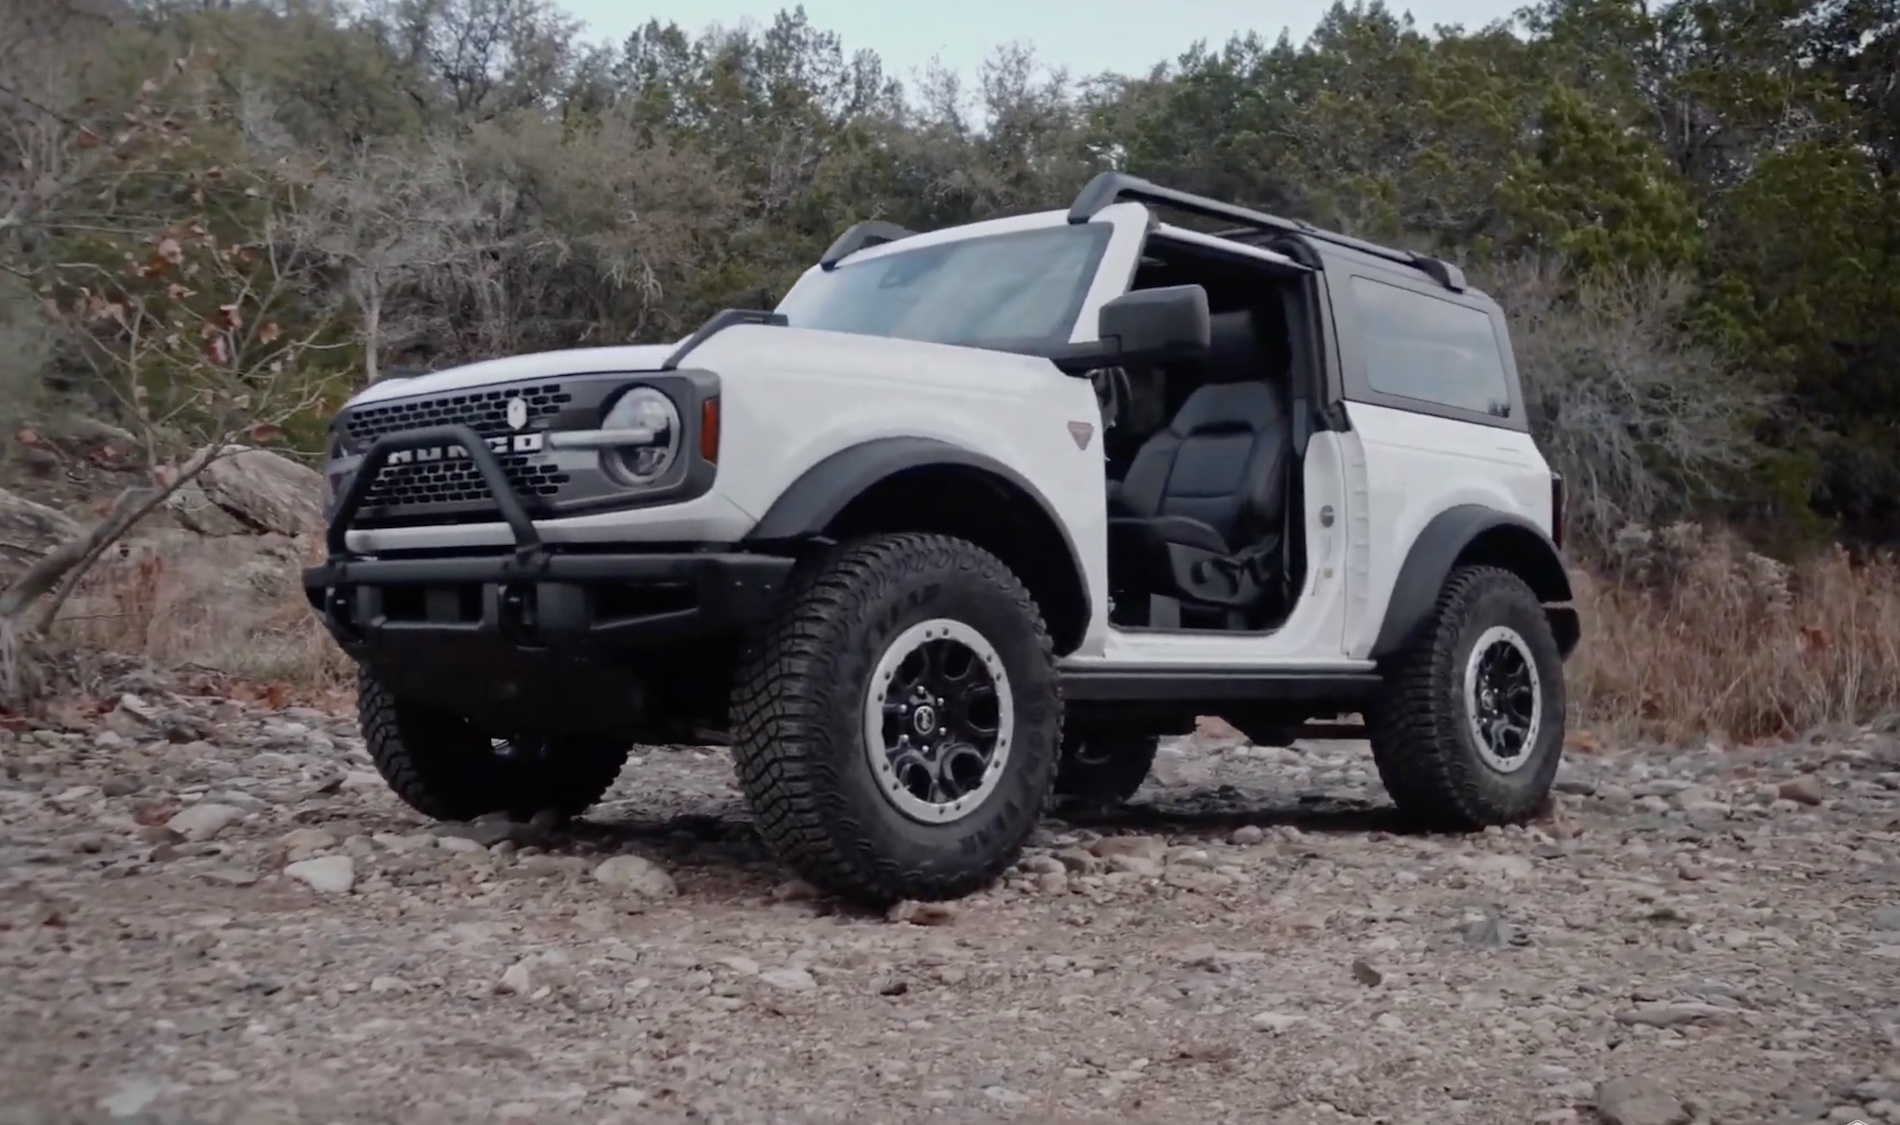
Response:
[1097,285,1210,364]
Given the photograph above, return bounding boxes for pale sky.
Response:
[563,0,1527,83]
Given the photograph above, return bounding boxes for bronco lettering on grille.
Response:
[385,433,544,465]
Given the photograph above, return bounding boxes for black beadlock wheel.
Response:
[357,668,631,822]
[1054,731,1158,805]
[1366,565,1566,830]
[729,532,1062,906]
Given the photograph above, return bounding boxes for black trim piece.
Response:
[662,308,787,370]
[749,437,1072,549]
[1060,666,1382,704]
[1546,606,1581,661]
[1371,506,1575,660]
[745,436,1093,644]
[1068,172,1467,292]
[820,220,915,269]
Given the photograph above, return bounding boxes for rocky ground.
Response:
[3,678,1900,1125]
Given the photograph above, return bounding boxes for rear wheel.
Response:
[730,533,1061,905]
[357,669,630,822]
[1367,565,1565,829]
[1054,731,1157,805]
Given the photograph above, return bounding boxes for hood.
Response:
[346,343,678,407]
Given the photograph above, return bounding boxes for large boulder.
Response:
[0,487,80,582]
[166,446,325,537]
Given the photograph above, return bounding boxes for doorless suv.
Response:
[304,172,1580,906]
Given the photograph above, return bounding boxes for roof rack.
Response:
[1067,172,1466,293]
[820,220,915,270]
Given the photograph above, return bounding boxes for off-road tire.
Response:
[1053,731,1158,805]
[1367,565,1565,831]
[357,669,630,822]
[730,532,1062,906]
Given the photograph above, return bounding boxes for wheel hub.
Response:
[1462,625,1543,775]
[863,618,1014,825]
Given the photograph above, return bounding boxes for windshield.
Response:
[777,223,1112,350]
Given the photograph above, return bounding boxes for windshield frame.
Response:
[774,217,1117,355]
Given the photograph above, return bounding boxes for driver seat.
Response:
[1107,308,1292,628]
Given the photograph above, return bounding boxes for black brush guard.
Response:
[303,424,793,705]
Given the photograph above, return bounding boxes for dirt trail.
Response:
[3,684,1899,1124]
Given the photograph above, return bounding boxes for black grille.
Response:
[342,382,575,521]
[343,383,571,445]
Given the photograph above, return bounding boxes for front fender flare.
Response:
[743,437,1055,542]
[742,438,1093,643]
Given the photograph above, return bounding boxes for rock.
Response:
[760,968,816,992]
[1779,775,1825,806]
[279,827,339,853]
[770,879,820,902]
[1595,1077,1689,1125]
[164,802,246,842]
[1614,1003,1734,1028]
[886,900,958,926]
[1106,855,1163,878]
[1465,853,1533,880]
[1464,916,1516,948]
[1190,715,1249,747]
[200,866,260,887]
[1089,835,1166,860]
[0,487,80,580]
[1229,825,1266,846]
[591,854,676,897]
[495,960,534,995]
[1351,959,1385,987]
[171,445,325,537]
[284,855,355,894]
[97,1077,164,1119]
[1251,1012,1304,1034]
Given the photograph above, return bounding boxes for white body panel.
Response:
[1337,402,1554,660]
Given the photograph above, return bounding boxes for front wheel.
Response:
[730,533,1062,906]
[357,669,630,822]
[1366,565,1565,830]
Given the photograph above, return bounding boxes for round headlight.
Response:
[602,386,681,484]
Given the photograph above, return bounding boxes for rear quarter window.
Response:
[1349,275,1512,418]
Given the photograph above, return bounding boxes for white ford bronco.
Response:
[304,173,1580,906]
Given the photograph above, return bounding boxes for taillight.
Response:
[699,397,720,464]
[1550,472,1565,549]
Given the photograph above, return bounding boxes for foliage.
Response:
[0,0,1896,557]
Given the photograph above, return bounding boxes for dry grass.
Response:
[42,531,351,693]
[1569,523,1900,743]
[24,520,1900,745]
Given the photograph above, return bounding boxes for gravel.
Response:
[3,683,1900,1123]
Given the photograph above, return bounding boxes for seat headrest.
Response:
[1202,310,1266,384]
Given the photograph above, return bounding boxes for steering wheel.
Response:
[1092,365,1131,433]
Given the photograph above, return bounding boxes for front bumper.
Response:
[303,422,794,734]
[302,549,794,657]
